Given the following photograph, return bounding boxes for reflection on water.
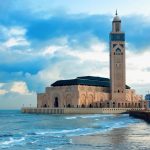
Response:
[68,123,150,150]
[0,110,150,150]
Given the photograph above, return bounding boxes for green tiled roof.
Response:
[51,76,130,89]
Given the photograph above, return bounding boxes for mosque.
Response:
[37,12,146,109]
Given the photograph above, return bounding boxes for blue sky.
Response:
[0,0,150,109]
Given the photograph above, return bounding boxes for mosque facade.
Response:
[37,13,146,109]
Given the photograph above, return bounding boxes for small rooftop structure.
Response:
[113,10,121,22]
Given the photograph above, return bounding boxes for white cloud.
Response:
[0,92,36,109]
[9,27,26,36]
[42,45,63,56]
[40,37,108,62]
[0,83,5,88]
[10,81,30,95]
[0,89,8,95]
[37,66,62,85]
[18,0,150,17]
[4,37,30,48]
[0,83,8,95]
[0,26,30,50]
[65,40,108,63]
[126,47,150,85]
[0,81,31,95]
[34,38,150,97]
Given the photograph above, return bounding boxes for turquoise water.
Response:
[0,110,150,150]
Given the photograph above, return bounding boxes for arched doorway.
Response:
[54,97,59,107]
[138,103,141,108]
[128,103,130,108]
[107,102,109,108]
[95,103,98,108]
[113,102,115,108]
[81,104,85,108]
[44,104,47,108]
[81,94,86,106]
[67,104,71,108]
[66,94,72,108]
[100,103,102,108]
[88,94,94,107]
[89,104,93,108]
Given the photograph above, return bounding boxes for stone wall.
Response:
[37,85,146,109]
[22,107,145,114]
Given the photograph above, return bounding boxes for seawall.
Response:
[21,107,144,114]
[129,110,150,123]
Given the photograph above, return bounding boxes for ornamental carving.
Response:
[95,87,100,92]
[66,94,72,105]
[65,87,72,92]
[80,86,85,91]
[88,87,92,92]
[80,94,86,105]
[88,94,94,104]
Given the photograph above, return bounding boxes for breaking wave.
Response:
[0,137,25,148]
[0,110,144,150]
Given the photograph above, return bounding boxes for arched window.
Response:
[115,48,121,55]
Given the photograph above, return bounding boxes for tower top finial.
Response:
[115,9,118,16]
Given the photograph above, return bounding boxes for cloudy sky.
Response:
[0,0,150,109]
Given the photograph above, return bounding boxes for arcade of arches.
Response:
[37,85,146,109]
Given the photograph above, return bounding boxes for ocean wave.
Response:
[0,137,25,147]
[65,116,77,120]
[45,148,53,150]
[28,119,138,137]
[65,114,115,120]
[0,134,13,138]
[35,128,88,136]
[34,127,110,137]
[79,114,114,119]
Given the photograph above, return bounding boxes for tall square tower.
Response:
[110,11,126,101]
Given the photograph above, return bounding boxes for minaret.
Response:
[110,11,126,101]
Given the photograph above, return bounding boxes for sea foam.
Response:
[0,137,25,148]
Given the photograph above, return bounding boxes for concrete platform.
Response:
[21,107,144,114]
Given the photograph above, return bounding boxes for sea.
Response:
[0,110,150,150]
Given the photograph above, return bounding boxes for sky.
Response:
[0,0,150,109]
